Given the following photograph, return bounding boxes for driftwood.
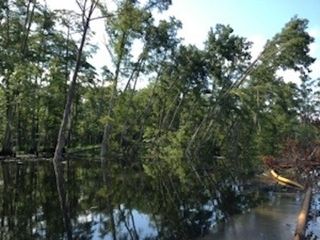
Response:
[294,187,312,240]
[270,169,304,190]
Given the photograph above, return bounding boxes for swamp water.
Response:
[0,160,302,239]
[207,192,302,240]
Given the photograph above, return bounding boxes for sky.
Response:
[47,0,320,83]
[159,0,320,82]
[161,0,319,45]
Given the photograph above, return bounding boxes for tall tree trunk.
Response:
[21,0,36,56]
[16,102,21,152]
[52,1,97,239]
[1,89,14,156]
[100,31,127,172]
[30,76,39,155]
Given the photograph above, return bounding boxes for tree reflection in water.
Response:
[0,160,259,239]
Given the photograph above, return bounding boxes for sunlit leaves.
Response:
[261,17,315,75]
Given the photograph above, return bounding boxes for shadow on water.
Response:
[0,160,301,239]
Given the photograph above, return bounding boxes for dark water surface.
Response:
[0,160,301,239]
[207,192,302,240]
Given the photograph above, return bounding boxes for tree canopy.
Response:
[0,0,318,189]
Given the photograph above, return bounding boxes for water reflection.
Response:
[0,160,299,239]
[208,192,302,240]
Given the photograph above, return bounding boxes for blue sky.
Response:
[160,0,320,81]
[48,0,320,82]
[165,0,319,40]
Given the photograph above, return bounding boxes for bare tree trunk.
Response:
[1,90,14,156]
[100,31,127,172]
[52,1,98,238]
[30,75,39,155]
[16,101,21,152]
[53,4,95,162]
[64,26,72,148]
[100,81,117,179]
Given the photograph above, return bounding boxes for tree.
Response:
[0,0,39,155]
[99,0,176,169]
[52,1,99,238]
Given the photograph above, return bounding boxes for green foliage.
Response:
[267,17,315,74]
[0,0,318,188]
[143,127,188,182]
[0,4,319,238]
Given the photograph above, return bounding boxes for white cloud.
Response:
[46,0,76,11]
[310,43,319,57]
[276,60,320,85]
[248,35,300,83]
[44,0,320,84]
[309,28,320,39]
[309,27,320,58]
[277,69,301,84]
[248,29,320,83]
[248,35,267,59]
[310,60,320,79]
[46,0,109,73]
[308,27,320,80]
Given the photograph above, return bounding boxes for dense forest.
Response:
[1,0,318,172]
[0,0,319,239]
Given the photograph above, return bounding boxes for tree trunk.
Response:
[52,0,96,161]
[52,1,97,239]
[29,85,39,155]
[100,31,127,170]
[1,93,14,156]
[16,102,21,152]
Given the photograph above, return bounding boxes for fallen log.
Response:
[270,169,304,190]
[294,187,312,240]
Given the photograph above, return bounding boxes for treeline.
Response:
[0,0,319,179]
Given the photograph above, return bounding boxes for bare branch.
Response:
[75,0,84,12]
[90,15,109,21]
